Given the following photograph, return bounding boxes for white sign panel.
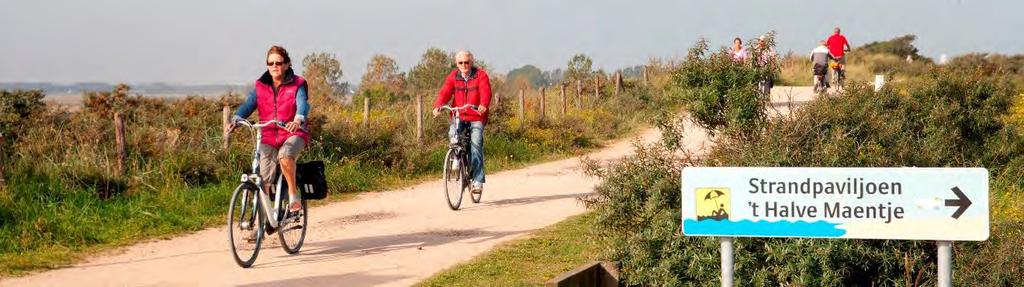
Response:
[681,167,989,241]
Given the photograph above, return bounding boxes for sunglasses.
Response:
[266,61,287,67]
[457,61,472,65]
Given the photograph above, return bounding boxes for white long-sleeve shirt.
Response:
[809,45,831,66]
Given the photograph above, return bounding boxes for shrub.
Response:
[674,37,777,138]
[856,34,929,62]
[0,89,45,143]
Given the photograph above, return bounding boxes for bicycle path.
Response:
[2,87,816,287]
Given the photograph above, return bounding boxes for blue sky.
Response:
[1,0,1016,84]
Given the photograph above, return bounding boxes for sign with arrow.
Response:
[682,167,989,241]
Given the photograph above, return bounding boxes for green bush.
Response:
[856,34,929,63]
[674,37,777,138]
[0,89,45,143]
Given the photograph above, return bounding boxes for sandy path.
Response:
[3,87,815,287]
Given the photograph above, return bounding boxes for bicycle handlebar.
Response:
[438,104,477,112]
[232,120,307,132]
[236,120,285,129]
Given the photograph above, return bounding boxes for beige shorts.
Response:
[259,136,305,185]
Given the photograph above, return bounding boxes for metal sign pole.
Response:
[721,237,734,287]
[937,241,953,287]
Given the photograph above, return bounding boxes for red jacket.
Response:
[255,70,310,148]
[433,68,492,123]
[827,33,850,58]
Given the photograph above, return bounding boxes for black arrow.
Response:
[944,186,972,219]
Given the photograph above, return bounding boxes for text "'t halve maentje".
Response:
[749,178,902,199]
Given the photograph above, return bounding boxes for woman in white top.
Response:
[731,37,748,61]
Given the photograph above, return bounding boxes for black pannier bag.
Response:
[296,161,328,200]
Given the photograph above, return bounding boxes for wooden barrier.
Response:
[546,261,619,287]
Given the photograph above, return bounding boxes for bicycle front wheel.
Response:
[228,183,264,268]
[468,153,482,203]
[444,148,465,210]
[277,196,308,254]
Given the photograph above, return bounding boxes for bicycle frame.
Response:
[440,104,476,152]
[442,105,481,173]
[234,120,294,229]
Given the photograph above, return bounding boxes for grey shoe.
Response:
[470,182,483,194]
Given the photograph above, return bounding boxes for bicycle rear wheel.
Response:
[277,195,308,254]
[444,148,465,210]
[837,70,845,89]
[832,69,844,90]
[228,183,264,268]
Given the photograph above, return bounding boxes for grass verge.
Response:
[417,212,601,287]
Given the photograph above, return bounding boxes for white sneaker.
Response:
[451,161,460,172]
[471,182,483,194]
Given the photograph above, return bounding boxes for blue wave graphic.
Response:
[683,219,846,238]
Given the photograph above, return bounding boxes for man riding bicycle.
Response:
[810,40,831,89]
[432,50,491,195]
[228,45,310,214]
[826,27,851,71]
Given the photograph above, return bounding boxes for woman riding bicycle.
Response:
[228,45,310,214]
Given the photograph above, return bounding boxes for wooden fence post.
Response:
[0,132,5,189]
[363,96,370,127]
[492,92,500,114]
[518,89,525,124]
[594,77,601,100]
[114,112,127,176]
[559,85,567,116]
[643,66,649,86]
[222,106,230,150]
[538,86,546,123]
[575,80,583,110]
[614,71,622,96]
[416,94,423,143]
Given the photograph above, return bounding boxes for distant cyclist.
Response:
[229,45,309,214]
[432,51,492,195]
[810,40,832,89]
[826,27,852,68]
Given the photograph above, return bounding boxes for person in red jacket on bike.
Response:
[432,50,492,194]
[826,27,851,66]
